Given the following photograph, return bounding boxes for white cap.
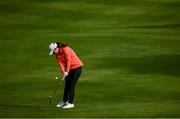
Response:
[48,43,57,55]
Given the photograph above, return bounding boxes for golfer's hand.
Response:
[63,72,68,77]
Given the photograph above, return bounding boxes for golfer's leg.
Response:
[63,76,71,102]
[69,67,82,104]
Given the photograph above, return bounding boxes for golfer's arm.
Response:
[64,48,71,73]
[59,62,65,74]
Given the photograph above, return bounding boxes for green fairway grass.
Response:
[0,0,180,117]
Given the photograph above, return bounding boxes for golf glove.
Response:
[64,72,68,77]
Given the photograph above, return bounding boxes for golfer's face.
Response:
[53,48,59,55]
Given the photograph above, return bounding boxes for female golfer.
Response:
[48,42,83,109]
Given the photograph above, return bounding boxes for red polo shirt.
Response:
[56,46,83,73]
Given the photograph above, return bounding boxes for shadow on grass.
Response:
[94,54,180,76]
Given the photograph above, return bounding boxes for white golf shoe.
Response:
[56,101,67,108]
[62,103,74,109]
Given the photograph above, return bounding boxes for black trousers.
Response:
[63,67,82,103]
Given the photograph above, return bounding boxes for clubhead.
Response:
[48,96,52,105]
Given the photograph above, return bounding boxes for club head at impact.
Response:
[48,96,52,105]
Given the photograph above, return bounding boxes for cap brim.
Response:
[49,50,53,55]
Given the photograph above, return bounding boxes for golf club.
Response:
[38,76,65,108]
[48,76,65,105]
